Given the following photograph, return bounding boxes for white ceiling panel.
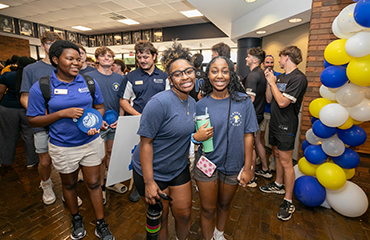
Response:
[115,0,145,10]
[137,0,163,6]
[168,1,194,11]
[116,9,142,19]
[131,7,158,16]
[150,4,177,14]
[97,1,127,12]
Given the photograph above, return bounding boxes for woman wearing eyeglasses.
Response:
[131,42,213,240]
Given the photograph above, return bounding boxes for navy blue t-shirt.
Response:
[86,70,125,113]
[196,92,259,175]
[20,60,55,93]
[0,71,23,109]
[132,90,196,181]
[80,65,96,75]
[120,67,168,114]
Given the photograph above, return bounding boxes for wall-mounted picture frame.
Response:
[0,15,14,33]
[132,30,141,44]
[89,35,96,47]
[39,24,50,36]
[105,33,113,46]
[68,32,78,43]
[113,33,122,45]
[19,20,34,37]
[153,29,163,42]
[122,32,131,45]
[80,35,88,46]
[143,29,151,42]
[97,35,104,46]
[54,28,65,40]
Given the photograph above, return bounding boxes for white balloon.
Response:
[337,3,365,34]
[328,87,340,93]
[294,164,305,180]
[319,103,349,127]
[346,98,370,121]
[321,135,345,157]
[319,85,337,101]
[363,86,370,99]
[345,31,370,58]
[305,128,323,145]
[326,181,368,217]
[335,83,365,107]
[332,17,353,39]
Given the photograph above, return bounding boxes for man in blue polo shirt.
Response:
[119,40,169,201]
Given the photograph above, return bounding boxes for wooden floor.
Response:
[1,143,370,240]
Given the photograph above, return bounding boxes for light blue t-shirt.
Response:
[86,70,125,113]
[26,71,104,147]
[196,92,259,175]
[132,90,196,181]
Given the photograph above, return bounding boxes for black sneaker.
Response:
[259,181,285,194]
[277,199,295,221]
[255,168,272,179]
[71,214,86,240]
[95,221,115,240]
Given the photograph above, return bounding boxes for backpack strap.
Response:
[81,74,95,107]
[38,76,51,114]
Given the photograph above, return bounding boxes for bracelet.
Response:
[191,133,202,144]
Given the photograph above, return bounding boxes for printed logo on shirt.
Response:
[229,111,242,127]
[153,78,163,84]
[112,82,120,91]
[78,87,89,93]
[277,83,286,92]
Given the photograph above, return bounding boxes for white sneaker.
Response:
[62,195,83,207]
[269,157,276,171]
[40,180,56,205]
[214,230,226,240]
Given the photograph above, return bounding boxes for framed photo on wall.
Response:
[19,20,34,37]
[0,15,14,33]
[105,33,113,46]
[132,30,141,44]
[114,33,122,45]
[54,28,65,40]
[153,29,162,42]
[80,35,88,46]
[68,32,78,43]
[39,24,50,36]
[143,29,151,42]
[97,35,104,46]
[89,36,96,47]
[122,32,131,45]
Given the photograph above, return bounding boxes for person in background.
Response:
[86,57,96,68]
[0,56,38,167]
[262,55,281,171]
[1,55,19,75]
[111,59,126,76]
[86,47,127,205]
[211,42,231,59]
[244,47,271,188]
[76,43,95,75]
[132,41,212,240]
[260,46,308,221]
[120,40,169,202]
[26,40,114,240]
[190,53,205,102]
[195,56,257,240]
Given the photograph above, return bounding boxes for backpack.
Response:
[39,74,95,114]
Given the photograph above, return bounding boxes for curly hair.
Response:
[201,56,246,102]
[49,40,80,68]
[160,41,193,74]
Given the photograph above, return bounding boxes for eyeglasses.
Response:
[169,67,195,81]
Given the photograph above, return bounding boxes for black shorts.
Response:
[269,131,296,151]
[133,166,191,197]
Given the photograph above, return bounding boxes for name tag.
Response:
[135,80,143,85]
[54,89,68,94]
[153,78,163,84]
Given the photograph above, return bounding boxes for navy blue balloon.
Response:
[311,116,319,124]
[337,125,367,147]
[312,120,336,139]
[331,148,360,169]
[320,66,348,88]
[323,59,332,68]
[304,145,328,165]
[354,0,370,28]
[302,140,311,152]
[294,176,326,207]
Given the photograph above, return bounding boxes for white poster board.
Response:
[106,115,141,186]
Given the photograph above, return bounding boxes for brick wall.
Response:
[0,35,30,62]
[301,0,370,193]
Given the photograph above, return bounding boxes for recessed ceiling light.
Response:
[181,10,203,18]
[245,0,257,2]
[118,19,140,25]
[72,26,92,31]
[256,30,266,34]
[0,3,9,9]
[289,18,302,23]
